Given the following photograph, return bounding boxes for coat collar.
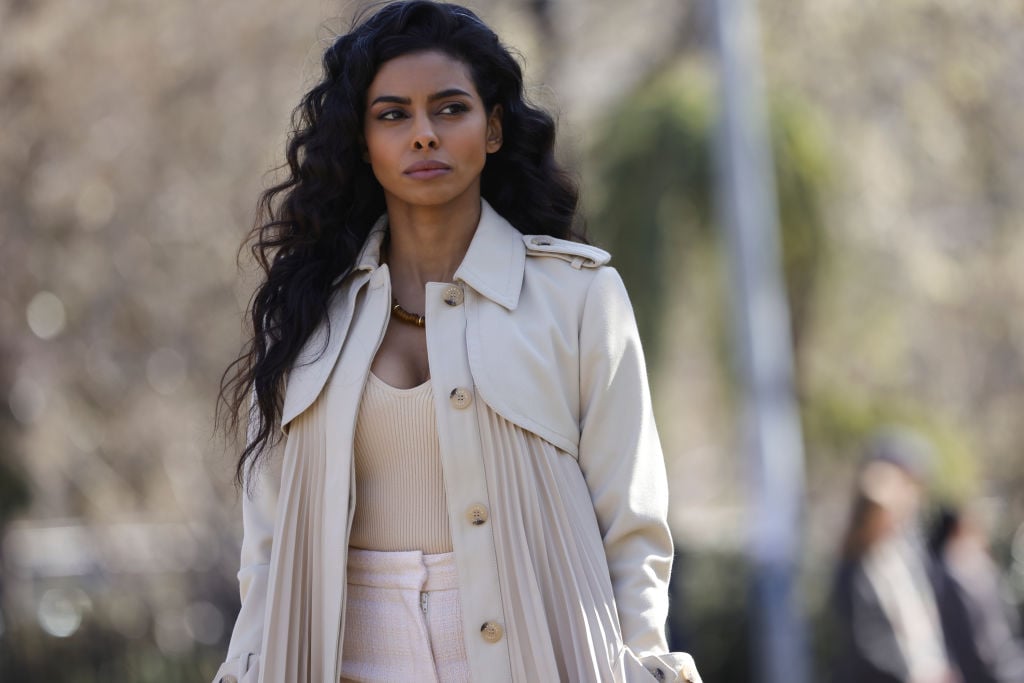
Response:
[454,200,525,310]
[344,199,526,310]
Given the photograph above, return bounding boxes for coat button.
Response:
[442,285,464,306]
[449,387,472,409]
[466,503,489,526]
[480,621,504,643]
[530,236,552,246]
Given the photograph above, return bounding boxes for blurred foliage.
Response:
[0,567,239,682]
[769,95,832,355]
[668,550,753,682]
[584,52,993,496]
[0,355,31,632]
[586,64,831,366]
[0,460,30,523]
[801,386,977,500]
[0,621,223,683]
[585,66,715,362]
[0,445,31,528]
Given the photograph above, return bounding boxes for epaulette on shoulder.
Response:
[522,234,611,269]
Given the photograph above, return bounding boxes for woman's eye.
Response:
[438,102,468,115]
[378,110,406,121]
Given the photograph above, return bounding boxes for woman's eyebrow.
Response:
[428,88,473,101]
[369,88,473,107]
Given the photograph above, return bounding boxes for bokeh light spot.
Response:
[26,291,66,340]
[8,375,46,425]
[37,587,91,638]
[184,601,224,646]
[154,608,192,655]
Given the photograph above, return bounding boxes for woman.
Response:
[213,2,699,682]
[830,431,955,683]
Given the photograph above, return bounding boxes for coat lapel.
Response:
[279,222,387,430]
[454,200,526,311]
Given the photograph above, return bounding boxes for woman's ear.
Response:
[486,105,503,153]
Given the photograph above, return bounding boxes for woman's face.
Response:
[363,50,502,213]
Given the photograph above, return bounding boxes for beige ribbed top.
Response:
[349,372,453,554]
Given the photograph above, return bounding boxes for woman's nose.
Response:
[412,118,439,150]
[413,134,438,150]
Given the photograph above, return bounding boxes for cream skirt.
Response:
[340,548,470,683]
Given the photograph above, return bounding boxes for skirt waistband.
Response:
[346,548,458,592]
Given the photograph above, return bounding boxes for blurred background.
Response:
[2,0,1023,681]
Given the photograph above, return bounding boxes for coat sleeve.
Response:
[578,267,701,683]
[210,431,284,683]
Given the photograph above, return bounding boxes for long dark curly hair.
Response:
[219,0,582,486]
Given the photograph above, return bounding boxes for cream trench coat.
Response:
[212,201,701,683]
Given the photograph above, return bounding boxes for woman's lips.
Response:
[404,161,451,180]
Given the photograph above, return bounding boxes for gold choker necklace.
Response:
[391,298,425,327]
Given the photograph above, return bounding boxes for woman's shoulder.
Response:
[514,233,635,329]
[518,233,627,306]
[520,233,610,270]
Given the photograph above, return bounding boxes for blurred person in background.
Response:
[210,2,699,682]
[928,504,1024,683]
[830,429,958,683]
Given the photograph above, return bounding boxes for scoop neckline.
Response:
[368,371,432,393]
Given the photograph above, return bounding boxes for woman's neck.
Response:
[383,196,481,288]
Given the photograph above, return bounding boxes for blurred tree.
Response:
[669,549,752,683]
[0,358,30,515]
[0,354,31,677]
[586,64,831,373]
[585,67,714,363]
[0,386,30,524]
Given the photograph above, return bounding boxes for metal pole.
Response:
[709,1,809,682]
